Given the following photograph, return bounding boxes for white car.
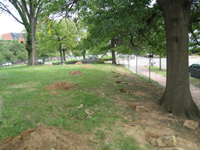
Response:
[2,62,12,66]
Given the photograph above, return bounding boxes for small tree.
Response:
[0,39,27,63]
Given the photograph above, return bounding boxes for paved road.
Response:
[118,56,200,70]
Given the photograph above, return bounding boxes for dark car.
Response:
[189,63,200,79]
[147,53,153,58]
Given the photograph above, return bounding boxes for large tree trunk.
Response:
[111,50,116,64]
[59,43,63,65]
[159,52,162,70]
[63,50,66,61]
[111,39,116,64]
[158,0,200,120]
[25,27,32,65]
[83,50,86,60]
[30,18,37,66]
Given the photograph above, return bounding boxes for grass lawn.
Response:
[0,64,144,149]
[149,66,200,88]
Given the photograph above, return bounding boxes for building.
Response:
[1,33,25,44]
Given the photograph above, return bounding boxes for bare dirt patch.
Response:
[109,66,200,150]
[113,75,121,78]
[74,61,83,65]
[116,81,128,84]
[69,70,84,75]
[49,91,60,95]
[81,65,93,68]
[44,81,78,90]
[0,123,90,150]
[123,101,200,149]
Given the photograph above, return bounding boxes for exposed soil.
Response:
[81,65,93,68]
[44,81,78,90]
[49,91,60,95]
[111,66,200,150]
[0,123,90,150]
[74,62,83,65]
[113,75,121,78]
[116,81,128,84]
[69,70,84,75]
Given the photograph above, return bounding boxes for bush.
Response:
[64,60,78,64]
[52,62,61,65]
[93,59,105,64]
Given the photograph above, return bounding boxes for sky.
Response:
[0,14,24,36]
[0,0,156,37]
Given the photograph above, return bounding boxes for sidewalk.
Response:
[137,66,200,106]
[118,58,200,107]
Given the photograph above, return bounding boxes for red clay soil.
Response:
[74,62,83,65]
[0,123,90,150]
[81,65,93,69]
[44,81,78,90]
[69,70,84,75]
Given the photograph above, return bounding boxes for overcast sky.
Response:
[0,14,24,36]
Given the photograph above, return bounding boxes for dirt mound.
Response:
[81,65,93,68]
[70,70,84,75]
[0,123,89,150]
[74,61,83,65]
[44,81,78,90]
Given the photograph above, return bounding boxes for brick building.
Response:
[1,33,25,44]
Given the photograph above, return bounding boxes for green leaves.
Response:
[0,40,27,63]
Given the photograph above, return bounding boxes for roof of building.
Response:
[10,33,21,40]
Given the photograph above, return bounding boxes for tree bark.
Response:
[159,52,162,70]
[25,27,32,65]
[31,18,37,66]
[63,50,66,61]
[83,50,86,60]
[158,0,200,120]
[111,39,116,64]
[59,43,63,65]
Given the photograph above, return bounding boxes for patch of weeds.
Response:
[145,143,154,150]
[139,125,146,130]
[116,136,141,150]
[95,130,106,140]
[190,77,200,88]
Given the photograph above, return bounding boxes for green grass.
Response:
[0,64,142,149]
[189,77,200,88]
[149,66,200,88]
[149,66,166,77]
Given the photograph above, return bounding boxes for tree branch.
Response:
[190,29,200,46]
[130,35,140,48]
[0,1,24,24]
[141,33,154,47]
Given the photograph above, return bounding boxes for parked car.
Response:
[189,63,200,79]
[88,55,98,60]
[147,53,153,58]
[52,57,58,60]
[2,62,12,66]
[37,59,43,64]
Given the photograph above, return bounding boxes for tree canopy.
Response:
[0,39,27,64]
